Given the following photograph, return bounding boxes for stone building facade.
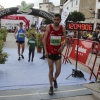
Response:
[39,0,60,13]
[79,0,96,19]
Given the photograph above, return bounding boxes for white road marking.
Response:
[0,88,87,98]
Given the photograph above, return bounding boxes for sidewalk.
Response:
[2,33,100,100]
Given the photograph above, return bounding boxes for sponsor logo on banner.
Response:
[17,1,34,14]
[69,40,92,64]
[5,16,16,20]
[0,9,10,17]
[39,11,53,21]
[75,45,87,53]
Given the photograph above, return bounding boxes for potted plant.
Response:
[0,28,8,42]
[0,40,8,64]
[36,33,43,53]
[27,28,37,39]
[0,28,8,64]
[0,51,8,64]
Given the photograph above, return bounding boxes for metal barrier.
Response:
[62,37,100,80]
[62,37,72,64]
[96,64,100,81]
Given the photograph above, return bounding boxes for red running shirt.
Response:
[46,24,63,54]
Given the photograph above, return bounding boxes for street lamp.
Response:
[90,8,100,15]
[90,8,95,15]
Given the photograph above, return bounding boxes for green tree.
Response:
[66,11,85,22]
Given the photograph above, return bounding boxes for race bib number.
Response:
[50,36,61,46]
[19,33,24,38]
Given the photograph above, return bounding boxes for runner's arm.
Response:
[43,25,49,53]
[14,28,18,39]
[24,28,28,36]
[62,26,67,48]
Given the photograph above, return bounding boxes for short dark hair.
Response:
[20,22,23,24]
[54,13,61,19]
[31,34,35,37]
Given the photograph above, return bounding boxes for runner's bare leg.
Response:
[54,59,61,80]
[21,43,25,55]
[17,43,20,56]
[48,59,54,87]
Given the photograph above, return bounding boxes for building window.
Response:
[67,7,69,10]
[46,5,48,8]
[40,6,41,8]
[76,0,78,5]
[98,9,100,19]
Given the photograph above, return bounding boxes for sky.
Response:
[0,0,60,8]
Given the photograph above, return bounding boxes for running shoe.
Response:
[48,87,53,95]
[54,80,58,88]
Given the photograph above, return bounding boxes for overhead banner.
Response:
[66,22,94,31]
[0,1,53,21]
[69,39,93,64]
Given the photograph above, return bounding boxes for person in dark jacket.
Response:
[27,34,37,62]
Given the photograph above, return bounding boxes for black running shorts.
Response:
[16,41,25,44]
[48,53,61,61]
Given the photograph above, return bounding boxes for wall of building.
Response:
[96,0,100,10]
[48,3,54,12]
[63,0,96,19]
[43,0,49,3]
[63,0,80,12]
[39,2,60,14]
[95,0,100,18]
[54,6,60,13]
[79,0,96,19]
[62,0,96,19]
[60,0,66,5]
[39,3,49,12]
